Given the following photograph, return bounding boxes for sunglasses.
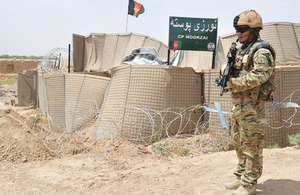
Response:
[236,27,250,33]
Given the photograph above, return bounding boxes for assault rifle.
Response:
[215,42,237,96]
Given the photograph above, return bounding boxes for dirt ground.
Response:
[0,85,300,195]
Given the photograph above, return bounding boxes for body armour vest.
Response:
[231,40,276,101]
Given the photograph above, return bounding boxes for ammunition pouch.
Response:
[259,78,277,101]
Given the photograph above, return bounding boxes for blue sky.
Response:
[1,0,299,56]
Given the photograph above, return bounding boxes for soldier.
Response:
[221,10,276,195]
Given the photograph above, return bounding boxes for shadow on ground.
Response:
[257,179,300,195]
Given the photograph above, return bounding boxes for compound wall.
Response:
[0,59,40,74]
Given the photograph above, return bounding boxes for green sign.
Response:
[169,16,218,51]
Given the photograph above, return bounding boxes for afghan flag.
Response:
[128,0,145,18]
[170,40,182,50]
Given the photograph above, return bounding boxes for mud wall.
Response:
[0,59,41,74]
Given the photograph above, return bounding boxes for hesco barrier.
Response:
[18,69,37,107]
[72,32,215,73]
[201,66,300,147]
[201,69,232,140]
[37,72,110,131]
[65,74,110,131]
[0,59,41,74]
[94,65,202,143]
[73,33,170,73]
[36,65,300,147]
[38,73,66,130]
[271,66,300,146]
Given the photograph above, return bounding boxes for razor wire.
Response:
[38,48,71,73]
[92,104,223,153]
[265,89,300,129]
[19,89,300,167]
[22,103,228,158]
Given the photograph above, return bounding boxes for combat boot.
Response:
[225,177,241,189]
[231,185,256,195]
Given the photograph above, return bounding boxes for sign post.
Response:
[168,16,218,66]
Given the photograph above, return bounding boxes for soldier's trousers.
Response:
[230,100,266,187]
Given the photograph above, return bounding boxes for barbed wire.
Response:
[265,89,300,129]
[20,89,300,167]
[38,48,71,73]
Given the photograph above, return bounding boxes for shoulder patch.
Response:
[254,48,274,66]
[263,53,272,66]
[256,55,266,64]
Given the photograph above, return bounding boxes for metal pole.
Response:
[126,14,129,33]
[68,44,71,73]
[211,49,216,69]
[58,53,61,69]
[126,0,129,33]
[167,49,170,65]
[279,71,284,147]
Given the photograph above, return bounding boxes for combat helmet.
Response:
[233,10,263,29]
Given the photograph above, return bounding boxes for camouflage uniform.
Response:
[228,40,276,187]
